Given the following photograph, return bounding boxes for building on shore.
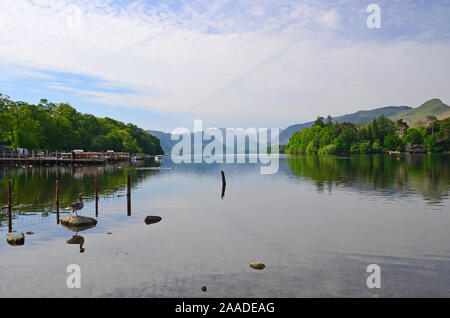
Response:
[405,142,426,153]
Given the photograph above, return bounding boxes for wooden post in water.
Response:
[56,180,60,224]
[95,178,99,217]
[127,174,131,216]
[8,180,12,232]
[221,170,226,199]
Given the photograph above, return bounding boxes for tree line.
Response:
[285,114,450,155]
[0,94,163,154]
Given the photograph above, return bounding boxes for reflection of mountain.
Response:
[286,155,450,204]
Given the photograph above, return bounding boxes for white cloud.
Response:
[317,9,339,29]
[0,0,449,129]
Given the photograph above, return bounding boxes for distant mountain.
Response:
[148,128,274,154]
[147,130,174,154]
[150,102,431,153]
[389,99,450,127]
[279,105,411,145]
[147,129,221,154]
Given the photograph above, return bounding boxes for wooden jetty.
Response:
[0,150,131,166]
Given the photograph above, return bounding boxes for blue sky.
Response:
[0,0,449,132]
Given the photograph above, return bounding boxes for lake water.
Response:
[0,154,449,297]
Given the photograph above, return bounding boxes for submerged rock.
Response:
[250,262,266,270]
[7,232,25,246]
[145,216,162,225]
[61,216,97,229]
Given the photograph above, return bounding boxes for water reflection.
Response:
[0,155,449,297]
[67,234,85,253]
[221,183,226,199]
[287,154,450,204]
[221,170,226,199]
[63,223,96,253]
[0,160,161,229]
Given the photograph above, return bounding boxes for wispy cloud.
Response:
[0,0,449,129]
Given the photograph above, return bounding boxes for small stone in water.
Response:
[250,262,266,270]
[145,216,162,225]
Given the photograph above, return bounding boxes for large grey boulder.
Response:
[7,232,25,246]
[61,216,97,230]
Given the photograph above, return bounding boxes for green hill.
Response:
[0,93,164,154]
[389,99,450,127]
[279,105,411,145]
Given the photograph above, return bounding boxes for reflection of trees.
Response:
[287,154,450,204]
[0,160,160,227]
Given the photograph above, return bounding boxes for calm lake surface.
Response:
[0,154,449,297]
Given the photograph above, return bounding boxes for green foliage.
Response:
[318,144,337,155]
[267,144,286,154]
[384,134,402,151]
[372,139,382,153]
[424,134,441,153]
[313,116,325,127]
[406,128,423,145]
[333,124,357,153]
[285,111,450,155]
[285,125,333,154]
[0,93,163,154]
[306,141,317,154]
[350,141,372,154]
[370,115,396,144]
